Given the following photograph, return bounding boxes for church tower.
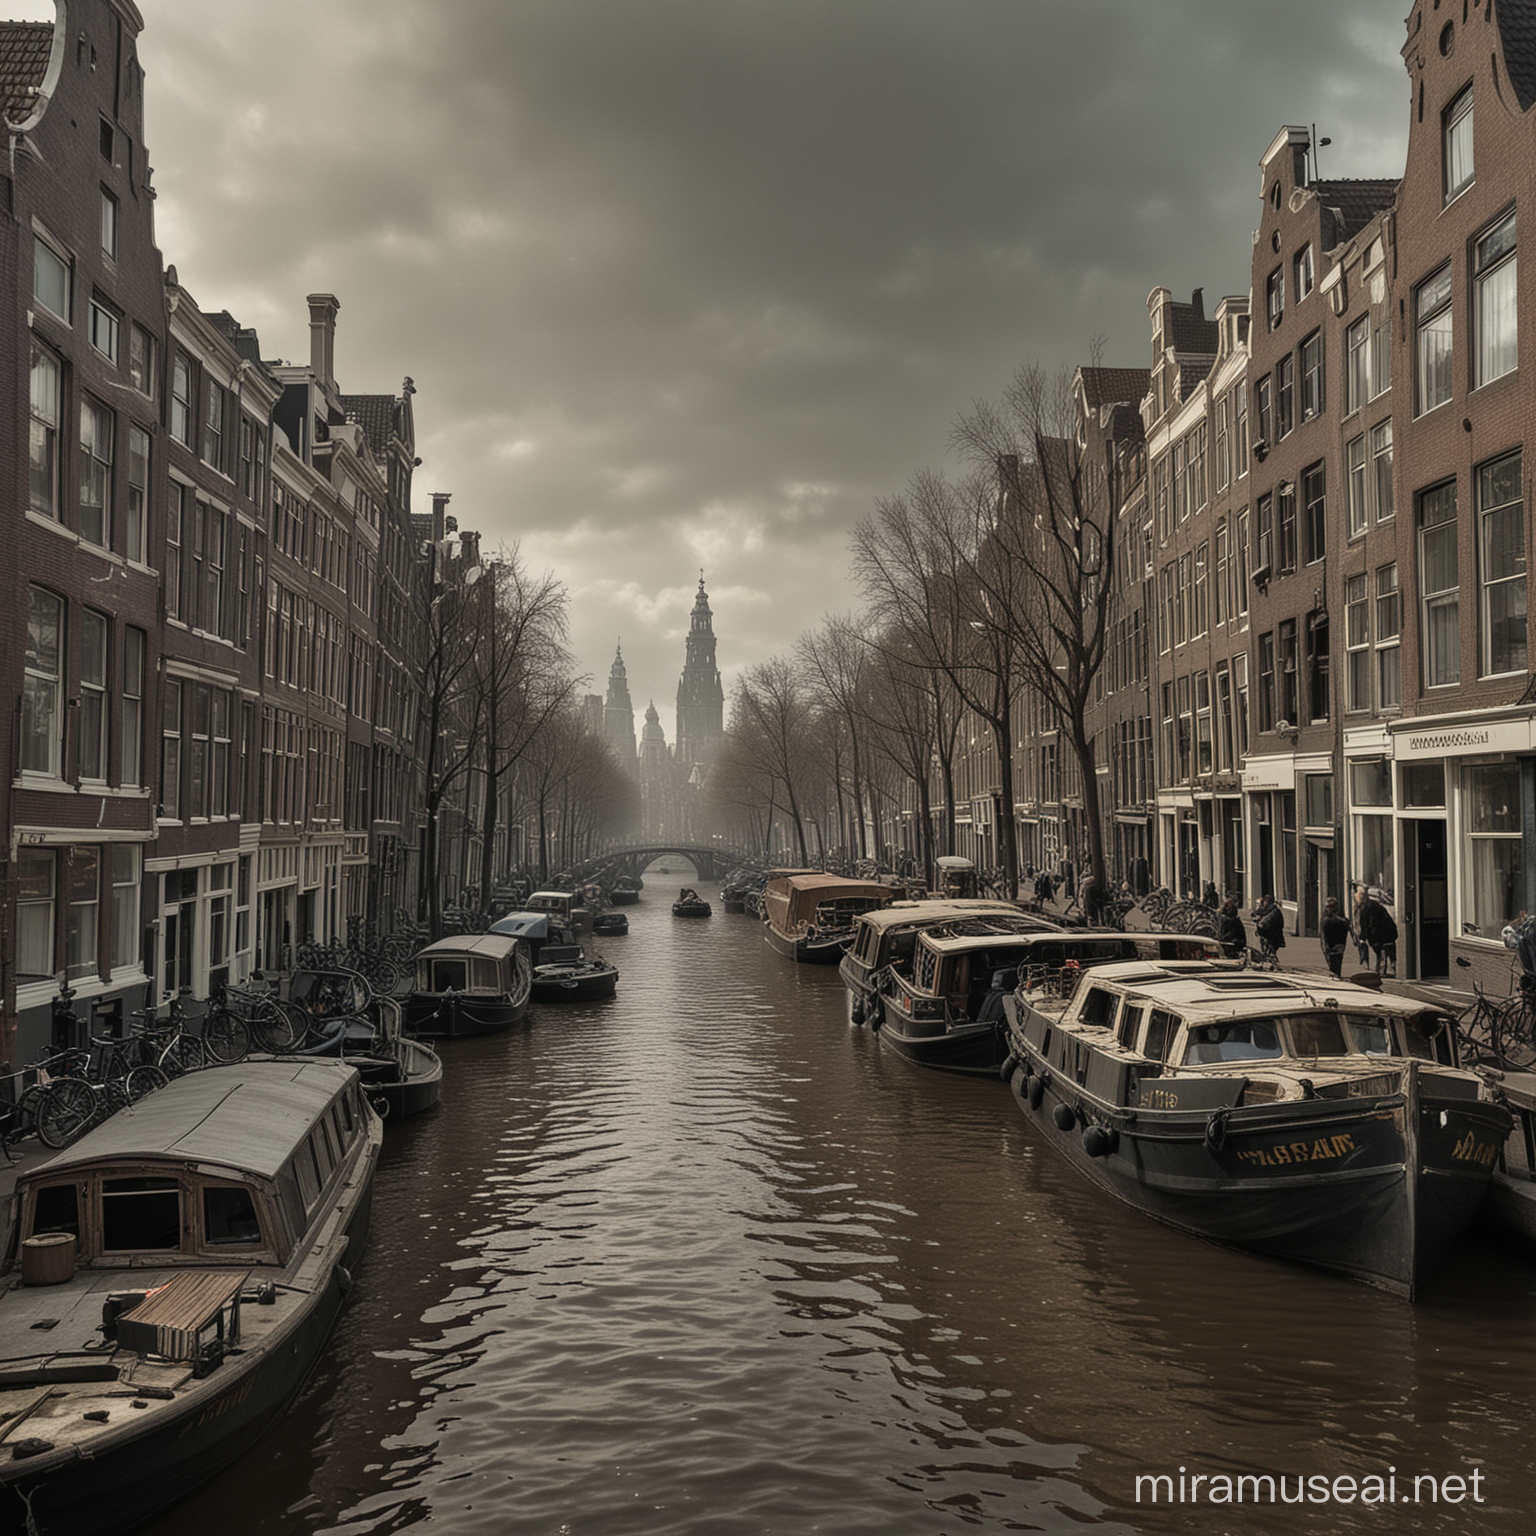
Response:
[675,576,725,772]
[603,644,638,772]
[638,701,674,839]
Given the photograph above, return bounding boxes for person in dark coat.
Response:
[1320,896,1351,978]
[1216,898,1247,960]
[1202,880,1220,909]
[1354,888,1398,977]
[1253,895,1286,964]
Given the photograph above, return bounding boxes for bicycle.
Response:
[33,1036,168,1149]
[1249,941,1282,972]
[129,990,215,1077]
[204,981,300,1055]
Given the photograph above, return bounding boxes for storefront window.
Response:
[1466,763,1522,935]
[1350,759,1392,807]
[1402,762,1445,808]
[1354,816,1394,894]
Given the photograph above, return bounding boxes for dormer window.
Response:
[1444,86,1473,204]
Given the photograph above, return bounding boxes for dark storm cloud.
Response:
[120,0,1409,729]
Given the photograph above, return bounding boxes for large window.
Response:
[1376,563,1402,709]
[23,587,63,776]
[65,848,100,980]
[1302,461,1326,564]
[1256,494,1273,575]
[29,342,60,519]
[1294,245,1315,302]
[1416,265,1454,413]
[112,845,140,973]
[1347,435,1367,537]
[1275,353,1295,439]
[1418,483,1459,687]
[1345,317,1368,413]
[1478,450,1525,676]
[1277,481,1297,573]
[161,678,182,820]
[88,296,118,365]
[1300,331,1323,420]
[1444,85,1473,204]
[79,396,113,548]
[201,377,223,469]
[122,626,144,787]
[79,610,107,781]
[33,233,69,320]
[1474,209,1516,388]
[1466,763,1520,938]
[1257,632,1275,733]
[1345,575,1370,712]
[129,324,155,398]
[17,851,55,977]
[127,425,148,564]
[1278,618,1299,727]
[170,354,192,447]
[166,482,185,622]
[1371,419,1394,521]
[1266,267,1284,332]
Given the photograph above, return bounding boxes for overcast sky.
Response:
[29,1,1415,738]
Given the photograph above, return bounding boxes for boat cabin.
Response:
[9,1061,373,1273]
[525,890,578,923]
[412,933,526,995]
[763,873,896,939]
[846,901,1046,976]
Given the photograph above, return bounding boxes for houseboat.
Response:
[841,899,1036,1025]
[873,922,1224,1074]
[1001,960,1510,1296]
[0,1060,380,1535]
[492,913,619,1004]
[403,933,532,1038]
[762,872,897,963]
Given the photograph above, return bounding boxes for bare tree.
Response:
[797,615,874,861]
[729,658,818,863]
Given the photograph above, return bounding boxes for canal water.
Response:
[158,871,1536,1535]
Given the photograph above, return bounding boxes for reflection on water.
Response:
[156,878,1536,1536]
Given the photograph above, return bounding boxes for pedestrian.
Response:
[1081,872,1103,925]
[1217,898,1247,960]
[1354,886,1399,978]
[1202,879,1220,909]
[1320,896,1351,979]
[1253,894,1285,967]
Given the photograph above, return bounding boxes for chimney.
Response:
[307,293,341,391]
[430,491,451,542]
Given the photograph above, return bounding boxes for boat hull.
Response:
[356,1039,444,1119]
[764,925,847,963]
[1002,1052,1504,1296]
[673,901,712,918]
[876,1016,1005,1074]
[610,888,640,905]
[404,992,529,1037]
[531,967,619,1003]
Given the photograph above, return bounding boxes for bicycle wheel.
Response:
[163,1035,206,1076]
[125,1065,169,1102]
[36,1079,97,1148]
[249,999,305,1053]
[202,1008,250,1064]
[1496,1003,1536,1070]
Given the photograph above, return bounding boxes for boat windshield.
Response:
[1287,1015,1350,1057]
[1343,1015,1396,1056]
[1182,1020,1284,1064]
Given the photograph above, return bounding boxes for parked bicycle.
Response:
[33,1034,169,1149]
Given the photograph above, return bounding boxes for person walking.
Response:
[1354,886,1399,978]
[1217,898,1247,960]
[1253,895,1286,968]
[1320,896,1351,978]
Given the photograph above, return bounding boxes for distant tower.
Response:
[639,701,673,839]
[675,575,725,772]
[603,644,638,772]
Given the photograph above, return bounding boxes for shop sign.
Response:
[1392,716,1536,760]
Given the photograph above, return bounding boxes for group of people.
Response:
[1209,885,1397,979]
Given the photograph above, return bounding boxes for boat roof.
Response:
[527,890,573,904]
[935,856,976,870]
[491,912,554,939]
[853,899,1030,934]
[919,923,1194,956]
[415,933,526,960]
[1077,960,1435,1020]
[767,872,893,898]
[20,1061,359,1186]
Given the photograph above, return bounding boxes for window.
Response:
[1257,632,1275,732]
[29,342,60,518]
[1345,575,1370,712]
[112,845,139,972]
[166,482,185,622]
[1474,209,1516,387]
[1478,450,1525,676]
[201,377,223,469]
[1307,611,1330,723]
[122,626,144,787]
[1444,85,1473,203]
[129,324,155,397]
[1235,387,1249,475]
[1370,320,1391,398]
[23,587,63,776]
[1278,481,1297,573]
[1466,762,1520,937]
[1266,267,1284,331]
[1278,618,1299,726]
[65,847,100,980]
[1256,494,1273,575]
[88,296,118,364]
[1302,461,1326,564]
[1347,435,1368,537]
[99,188,116,257]
[101,1176,180,1252]
[1418,483,1459,687]
[1416,265,1453,413]
[1255,376,1273,448]
[1294,245,1314,302]
[1234,508,1250,617]
[18,850,57,977]
[1193,541,1209,637]
[1234,652,1250,757]
[161,678,182,820]
[79,397,113,548]
[1304,774,1333,828]
[1376,563,1401,708]
[170,354,192,446]
[1195,671,1213,775]
[79,610,107,781]
[1371,419,1394,521]
[126,425,148,563]
[1275,354,1294,438]
[1299,331,1323,420]
[1175,554,1189,645]
[1345,317,1368,413]
[206,506,226,637]
[1214,520,1228,627]
[33,233,69,321]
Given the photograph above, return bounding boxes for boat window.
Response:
[1183,1021,1284,1064]
[1405,1015,1451,1063]
[314,1122,336,1177]
[1142,1009,1178,1062]
[30,1182,79,1239]
[331,1101,351,1147]
[203,1185,263,1246]
[294,1141,321,1211]
[473,958,503,990]
[430,958,470,992]
[914,946,939,991]
[101,1177,182,1252]
[1288,1015,1350,1057]
[1079,987,1118,1029]
[1117,1005,1143,1050]
[1344,1016,1394,1056]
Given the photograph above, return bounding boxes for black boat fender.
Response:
[868,997,884,1031]
[999,1052,1019,1083]
[1028,1071,1048,1110]
[1204,1108,1230,1153]
[851,1001,865,1026]
[1082,1123,1118,1158]
[1052,1102,1076,1132]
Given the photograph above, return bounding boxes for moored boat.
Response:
[1001,960,1511,1296]
[592,908,629,936]
[0,1060,380,1535]
[403,933,532,1037]
[762,872,897,963]
[491,913,620,1003]
[672,886,713,918]
[876,922,1223,1075]
[610,876,642,905]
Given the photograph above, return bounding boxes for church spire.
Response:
[676,574,724,772]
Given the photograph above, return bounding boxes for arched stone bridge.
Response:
[576,844,753,885]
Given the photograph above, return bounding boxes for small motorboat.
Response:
[403,933,533,1037]
[491,912,620,1003]
[610,876,642,905]
[672,886,712,918]
[592,909,629,936]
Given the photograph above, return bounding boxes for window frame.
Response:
[1444,85,1474,205]
[1474,207,1516,389]
[1477,449,1525,678]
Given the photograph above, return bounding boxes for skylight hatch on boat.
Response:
[1202,975,1305,991]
